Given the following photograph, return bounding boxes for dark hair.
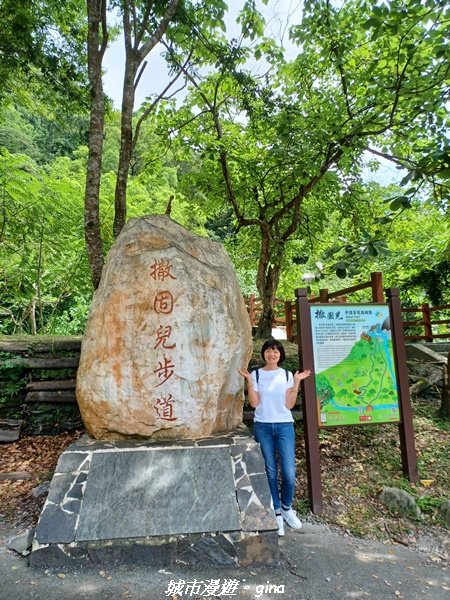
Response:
[260,339,285,364]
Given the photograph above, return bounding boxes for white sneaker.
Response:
[276,514,285,536]
[281,507,302,530]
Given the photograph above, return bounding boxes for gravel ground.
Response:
[1,518,449,600]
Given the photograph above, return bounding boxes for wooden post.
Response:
[422,303,432,342]
[285,300,294,342]
[386,288,419,483]
[249,294,256,328]
[319,288,329,302]
[371,271,384,302]
[295,288,323,514]
[441,354,450,419]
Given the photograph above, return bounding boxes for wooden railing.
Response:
[244,295,287,329]
[245,272,450,343]
[285,272,384,342]
[246,272,384,342]
[402,303,450,342]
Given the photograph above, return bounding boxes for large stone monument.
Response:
[76,214,251,440]
[30,215,279,567]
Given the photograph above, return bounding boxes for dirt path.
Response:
[1,519,449,600]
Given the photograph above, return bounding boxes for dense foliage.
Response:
[0,0,449,335]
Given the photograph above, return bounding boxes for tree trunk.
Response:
[29,297,37,335]
[84,0,108,289]
[256,290,275,339]
[36,222,44,331]
[441,357,450,419]
[255,264,281,339]
[112,0,180,239]
[255,228,282,338]
[113,55,136,239]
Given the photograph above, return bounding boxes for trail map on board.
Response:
[310,305,400,427]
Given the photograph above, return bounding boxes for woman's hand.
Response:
[293,369,312,386]
[237,367,251,380]
[286,369,312,408]
[237,368,259,408]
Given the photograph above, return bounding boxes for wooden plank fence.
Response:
[245,272,450,343]
[246,272,384,342]
[402,303,450,342]
[0,338,82,440]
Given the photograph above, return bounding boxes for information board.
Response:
[310,304,400,427]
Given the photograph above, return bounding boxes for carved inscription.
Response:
[151,259,178,421]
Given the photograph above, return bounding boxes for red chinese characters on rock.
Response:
[154,325,176,350]
[154,291,174,315]
[149,258,176,282]
[154,356,175,388]
[155,394,177,422]
[151,258,178,422]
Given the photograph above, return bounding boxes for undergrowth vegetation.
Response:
[295,398,449,541]
[250,339,449,551]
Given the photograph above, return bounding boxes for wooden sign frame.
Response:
[295,287,418,515]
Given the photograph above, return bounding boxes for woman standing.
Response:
[238,339,311,536]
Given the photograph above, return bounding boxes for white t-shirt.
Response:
[252,367,294,423]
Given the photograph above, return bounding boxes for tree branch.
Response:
[99,0,108,58]
[365,146,416,170]
[132,49,194,150]
[136,0,155,46]
[134,60,147,91]
[138,0,180,62]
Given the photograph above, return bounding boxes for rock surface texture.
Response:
[29,430,279,567]
[76,215,252,440]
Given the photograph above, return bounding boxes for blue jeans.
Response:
[253,421,296,512]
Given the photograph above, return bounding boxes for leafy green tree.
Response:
[0,148,91,334]
[305,179,449,307]
[162,0,450,336]
[0,0,88,106]
[0,101,89,164]
[111,0,182,240]
[0,105,41,161]
[84,0,232,288]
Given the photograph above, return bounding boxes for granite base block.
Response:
[30,426,280,567]
[29,531,279,568]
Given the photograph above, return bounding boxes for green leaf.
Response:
[404,187,416,196]
[389,197,404,211]
[335,262,347,279]
[363,17,380,29]
[367,242,378,257]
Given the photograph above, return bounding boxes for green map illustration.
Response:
[311,306,400,427]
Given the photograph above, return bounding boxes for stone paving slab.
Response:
[76,446,240,540]
[3,521,449,600]
[30,427,279,567]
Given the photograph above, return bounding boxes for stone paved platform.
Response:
[30,426,279,567]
